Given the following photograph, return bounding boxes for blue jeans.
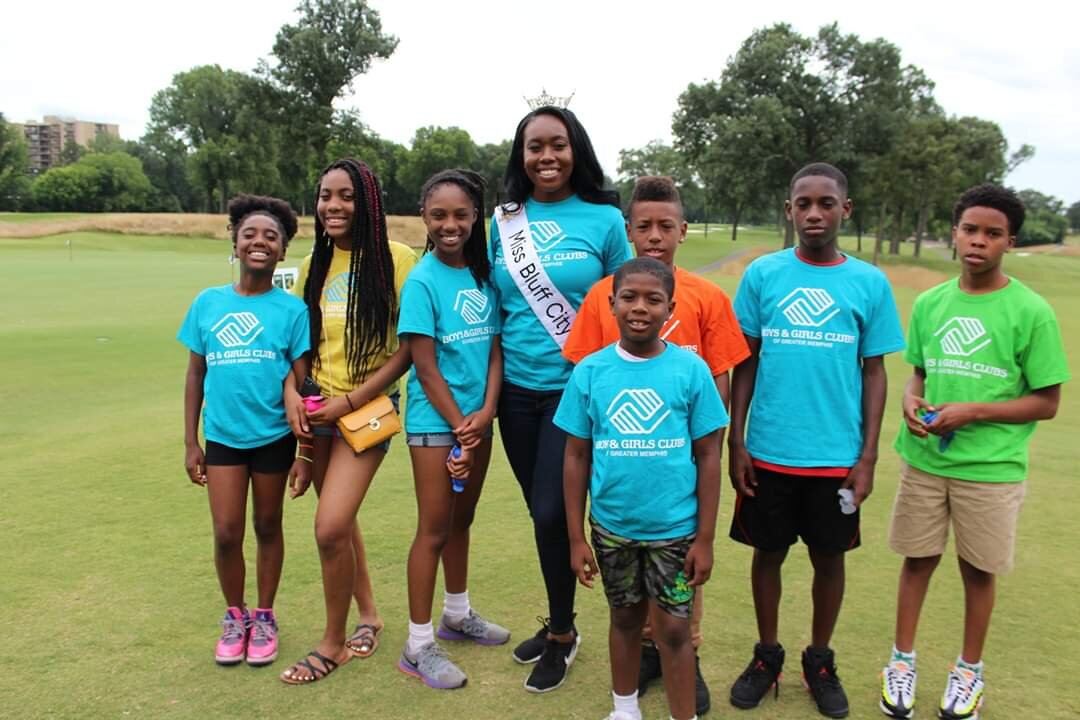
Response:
[497,381,576,634]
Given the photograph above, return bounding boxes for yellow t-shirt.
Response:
[294,240,418,396]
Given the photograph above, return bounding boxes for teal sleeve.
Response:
[177,295,205,355]
[553,365,592,439]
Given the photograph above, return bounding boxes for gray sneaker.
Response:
[438,609,511,646]
[398,643,467,689]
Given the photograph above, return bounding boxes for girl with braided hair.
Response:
[396,169,507,689]
[280,158,418,684]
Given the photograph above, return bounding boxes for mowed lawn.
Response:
[2,229,1078,719]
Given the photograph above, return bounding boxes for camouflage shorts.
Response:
[590,521,695,618]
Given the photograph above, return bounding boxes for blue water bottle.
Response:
[920,410,955,452]
[449,445,466,493]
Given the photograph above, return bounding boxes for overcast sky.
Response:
[3,0,1077,203]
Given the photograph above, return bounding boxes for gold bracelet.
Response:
[297,455,313,463]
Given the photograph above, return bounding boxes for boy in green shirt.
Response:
[879,185,1070,720]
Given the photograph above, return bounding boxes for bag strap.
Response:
[494,205,576,349]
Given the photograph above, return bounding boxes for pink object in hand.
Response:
[303,396,325,413]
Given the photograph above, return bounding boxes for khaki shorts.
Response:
[889,462,1026,574]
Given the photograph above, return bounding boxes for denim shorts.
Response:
[312,393,400,454]
[406,427,493,447]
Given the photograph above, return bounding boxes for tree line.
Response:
[0,3,1074,250]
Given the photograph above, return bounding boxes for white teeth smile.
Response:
[249,251,269,259]
[538,169,560,178]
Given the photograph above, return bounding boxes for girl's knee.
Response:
[252,513,283,544]
[213,523,244,553]
[314,518,353,554]
[414,526,451,555]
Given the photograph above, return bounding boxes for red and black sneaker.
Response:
[801,646,849,718]
[730,642,784,709]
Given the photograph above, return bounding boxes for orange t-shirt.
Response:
[562,266,750,375]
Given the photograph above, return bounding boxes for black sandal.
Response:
[280,650,339,685]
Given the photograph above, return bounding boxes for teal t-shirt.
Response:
[553,343,729,540]
[895,278,1070,482]
[734,249,905,467]
[491,194,631,391]
[177,285,310,448]
[398,253,501,433]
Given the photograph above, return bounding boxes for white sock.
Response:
[891,645,916,666]
[956,655,983,676]
[407,620,435,657]
[443,590,470,622]
[612,690,641,719]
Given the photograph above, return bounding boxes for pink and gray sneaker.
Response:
[246,608,279,666]
[215,607,249,665]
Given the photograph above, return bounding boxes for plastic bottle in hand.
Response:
[300,377,325,413]
[920,410,955,451]
[448,445,466,493]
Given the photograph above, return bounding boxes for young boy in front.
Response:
[563,175,749,715]
[556,257,728,720]
[879,185,1069,720]
[727,163,905,718]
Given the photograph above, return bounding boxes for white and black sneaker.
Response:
[523,633,581,693]
[512,617,551,664]
[880,658,917,718]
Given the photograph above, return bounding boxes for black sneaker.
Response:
[801,646,849,718]
[523,633,581,693]
[511,617,551,664]
[637,643,662,695]
[730,642,785,709]
[695,654,712,715]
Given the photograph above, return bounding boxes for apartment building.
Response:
[15,116,120,173]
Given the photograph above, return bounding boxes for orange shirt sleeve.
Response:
[562,275,615,364]
[699,281,751,375]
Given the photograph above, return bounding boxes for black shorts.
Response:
[205,432,296,474]
[729,467,860,553]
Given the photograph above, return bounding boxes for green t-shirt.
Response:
[895,278,1070,482]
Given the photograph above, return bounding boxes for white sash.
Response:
[495,205,576,348]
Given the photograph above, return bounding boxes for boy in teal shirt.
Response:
[557,257,727,720]
[880,185,1069,720]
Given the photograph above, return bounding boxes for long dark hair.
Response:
[303,158,397,383]
[419,168,491,289]
[503,106,619,209]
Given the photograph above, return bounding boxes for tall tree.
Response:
[615,140,706,222]
[1067,200,1080,234]
[268,0,397,170]
[0,114,31,210]
[476,139,511,211]
[148,65,280,211]
[674,23,933,247]
[395,126,478,209]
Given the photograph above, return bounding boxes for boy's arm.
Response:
[727,336,760,496]
[714,372,731,408]
[925,385,1062,435]
[183,352,207,486]
[456,337,503,450]
[844,355,887,507]
[686,429,722,586]
[901,368,931,437]
[564,435,597,588]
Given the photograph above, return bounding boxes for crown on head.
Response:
[524,88,575,110]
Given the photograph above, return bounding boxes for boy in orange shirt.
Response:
[563,175,749,715]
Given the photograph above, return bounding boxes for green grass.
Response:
[2,230,1078,719]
